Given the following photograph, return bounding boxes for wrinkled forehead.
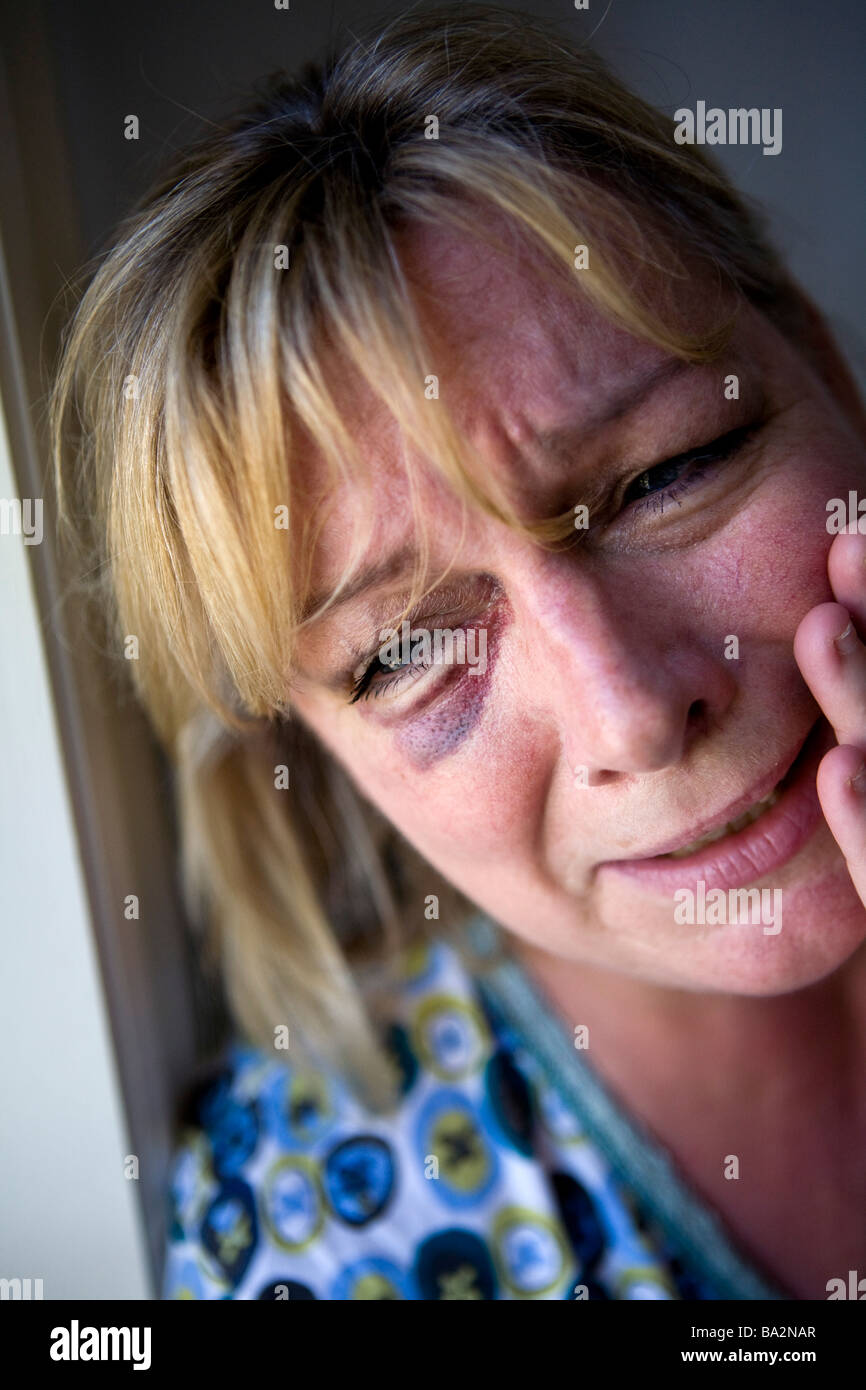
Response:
[291,218,730,607]
[391,218,680,439]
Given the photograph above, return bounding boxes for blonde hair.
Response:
[50,2,810,1109]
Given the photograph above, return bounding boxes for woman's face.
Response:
[288,221,866,995]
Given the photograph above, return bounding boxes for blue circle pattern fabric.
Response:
[163,936,719,1300]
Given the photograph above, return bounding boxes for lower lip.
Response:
[598,719,831,895]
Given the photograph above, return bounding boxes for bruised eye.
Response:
[621,422,757,516]
[348,603,474,705]
[344,579,501,706]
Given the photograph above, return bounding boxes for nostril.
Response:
[687,699,709,739]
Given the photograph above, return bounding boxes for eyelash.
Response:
[348,422,759,703]
[350,654,431,704]
[622,422,757,517]
[349,603,471,705]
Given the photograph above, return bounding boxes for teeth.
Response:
[664,787,781,859]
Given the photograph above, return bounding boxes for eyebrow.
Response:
[299,356,696,622]
[535,358,691,447]
[300,544,428,624]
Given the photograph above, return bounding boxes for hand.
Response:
[794,529,866,907]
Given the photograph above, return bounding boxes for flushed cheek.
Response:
[722,533,828,646]
[689,467,838,646]
[747,444,866,619]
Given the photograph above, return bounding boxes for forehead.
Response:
[292,216,726,605]
[391,218,676,446]
[303,218,681,483]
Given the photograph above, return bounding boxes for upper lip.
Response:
[607,722,815,863]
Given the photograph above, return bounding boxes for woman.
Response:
[50,3,866,1300]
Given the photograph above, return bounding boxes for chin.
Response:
[588,820,866,997]
[658,864,866,998]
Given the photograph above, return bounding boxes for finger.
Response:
[816,742,866,906]
[828,528,866,633]
[793,601,866,750]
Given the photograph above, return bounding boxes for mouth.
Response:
[662,781,784,858]
[597,716,832,894]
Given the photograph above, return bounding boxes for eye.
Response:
[349,647,430,704]
[621,422,757,516]
[345,582,500,706]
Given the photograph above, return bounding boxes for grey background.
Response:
[37,0,866,389]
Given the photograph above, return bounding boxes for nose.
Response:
[523,555,735,778]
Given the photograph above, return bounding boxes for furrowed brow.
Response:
[299,544,426,625]
[299,358,699,622]
[533,358,693,452]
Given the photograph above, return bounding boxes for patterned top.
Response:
[162,924,781,1300]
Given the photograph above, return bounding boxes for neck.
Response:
[510,934,866,1102]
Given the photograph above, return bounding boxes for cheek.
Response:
[683,460,840,643]
[294,681,549,864]
[392,715,551,858]
[356,609,552,854]
[738,430,866,623]
[732,500,831,624]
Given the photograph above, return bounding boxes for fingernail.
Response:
[849,761,866,792]
[834,620,860,656]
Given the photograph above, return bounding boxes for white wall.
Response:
[0,389,151,1299]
